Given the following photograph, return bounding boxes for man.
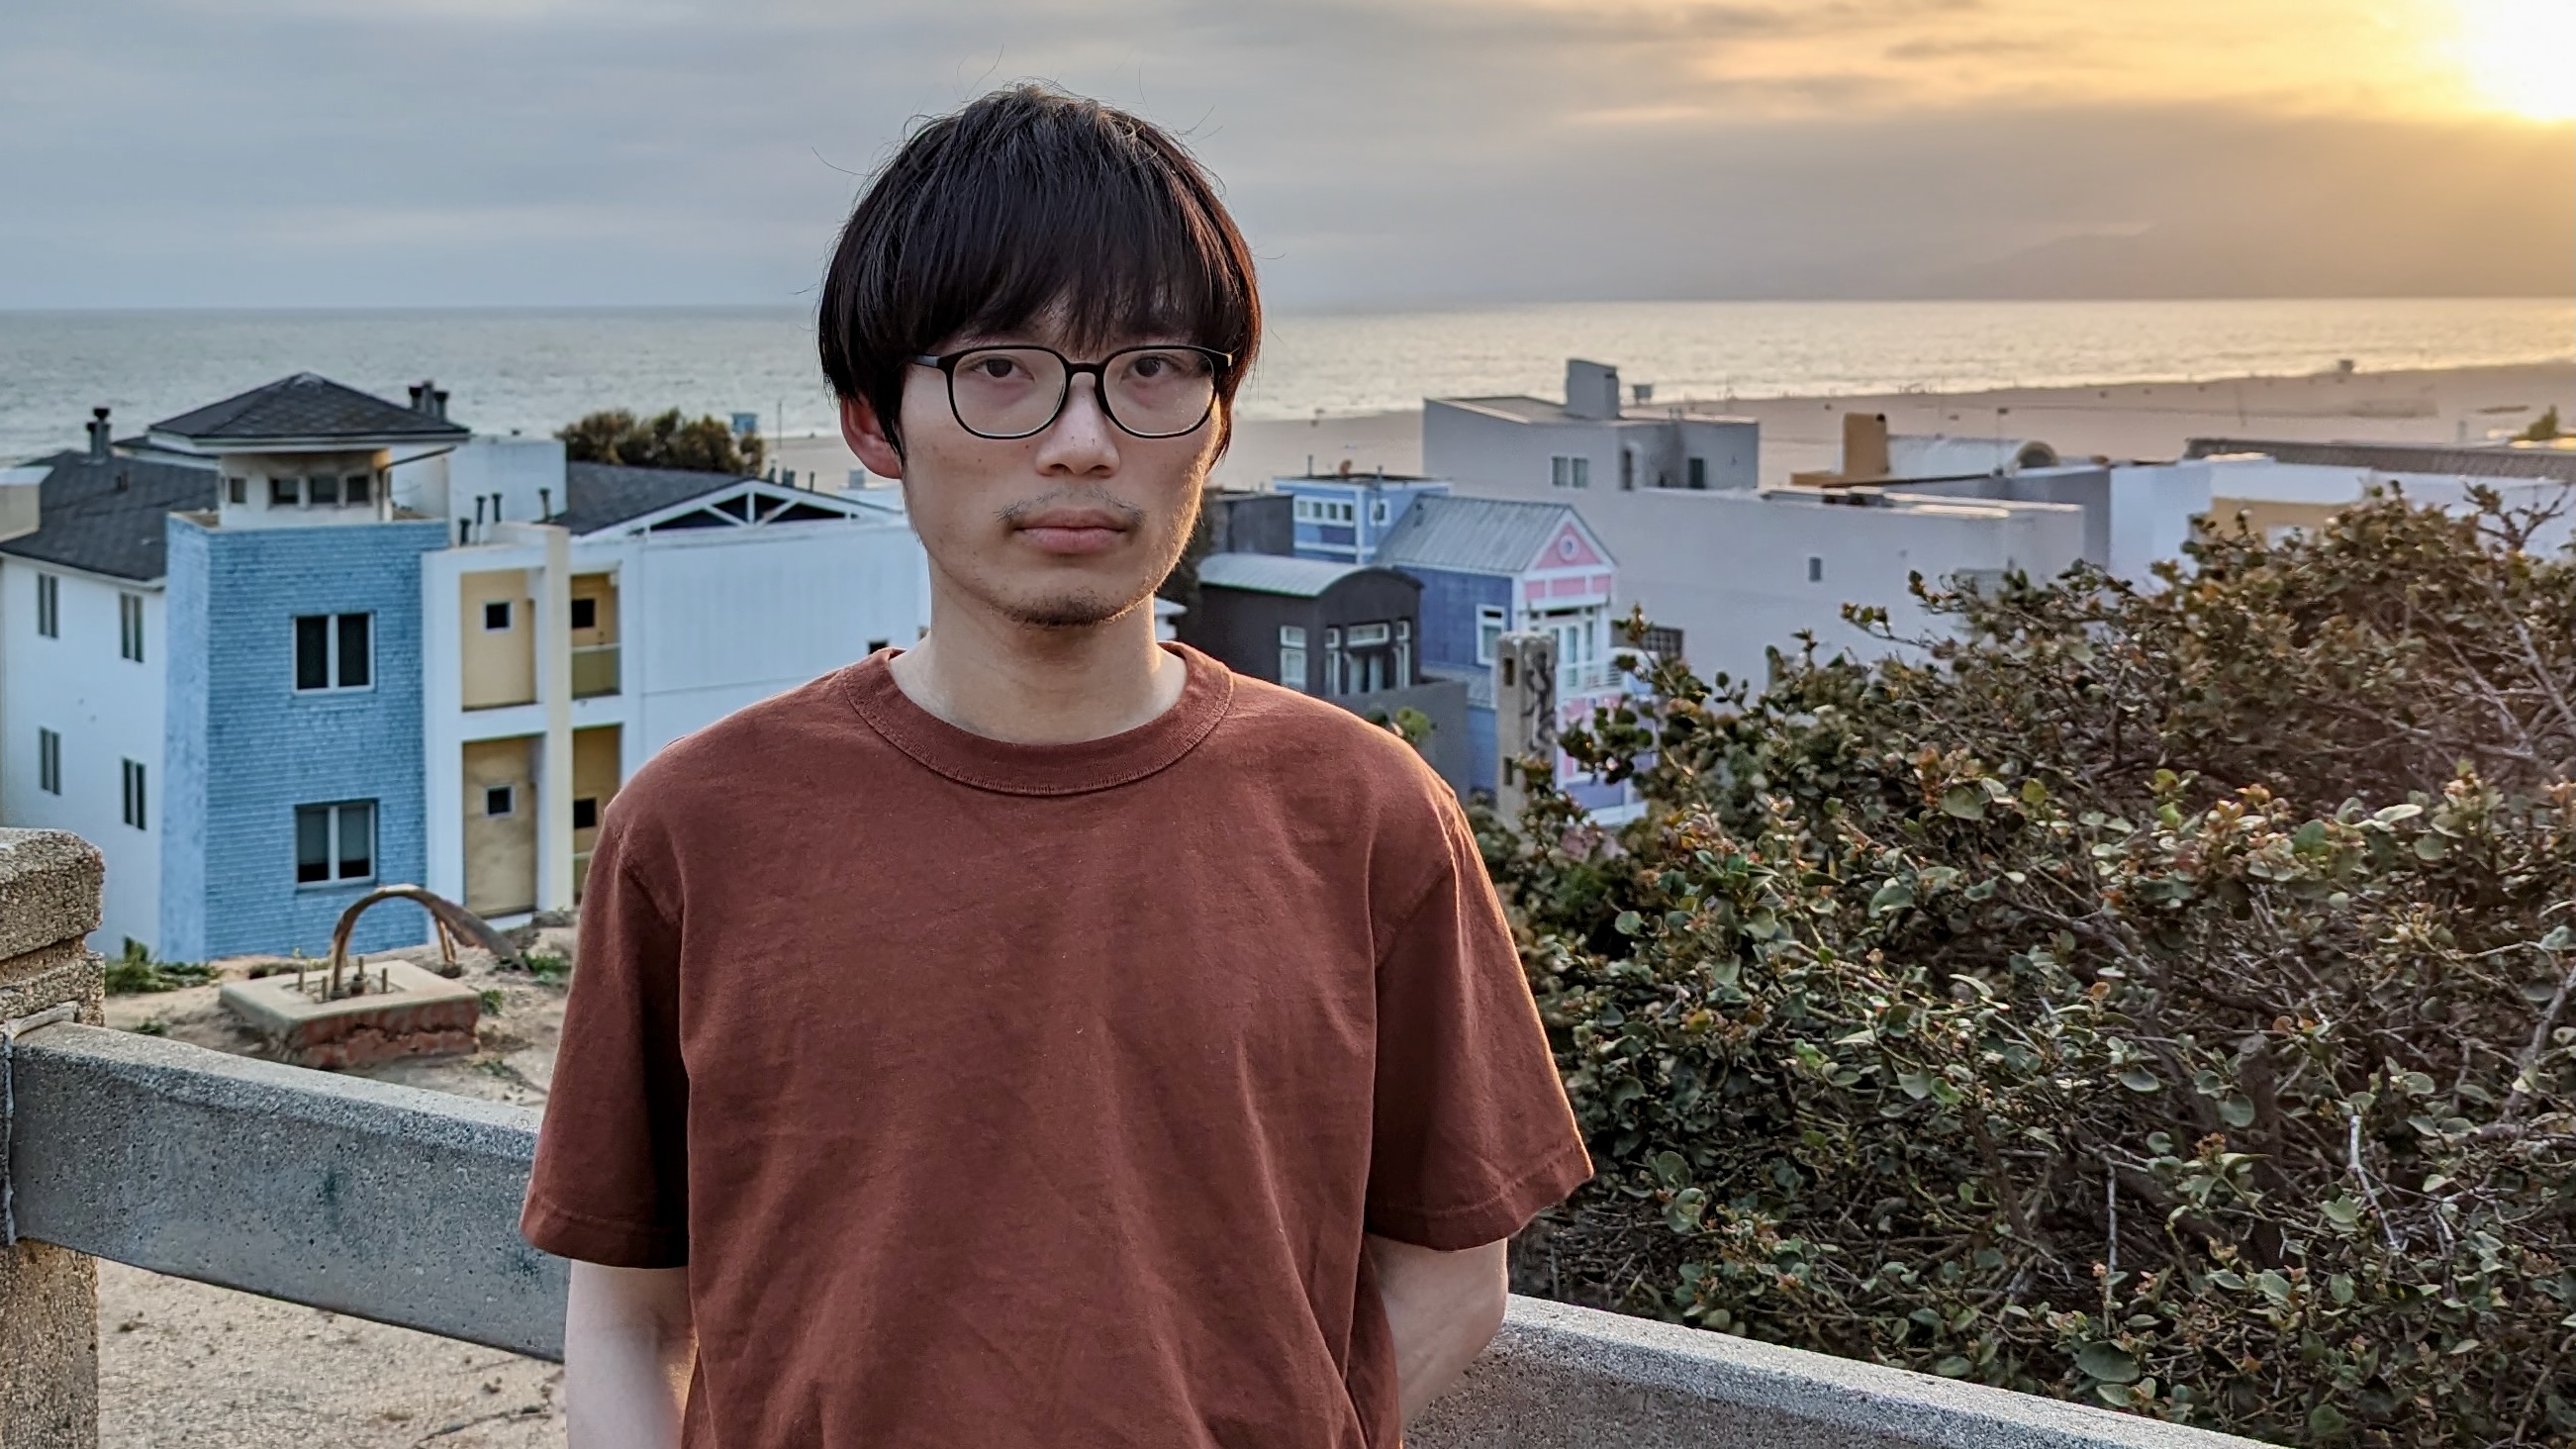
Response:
[523,85,1590,1448]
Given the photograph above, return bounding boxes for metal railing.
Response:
[0,828,2256,1449]
[570,642,620,698]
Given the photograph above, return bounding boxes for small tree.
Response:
[558,409,766,475]
[2520,406,2562,443]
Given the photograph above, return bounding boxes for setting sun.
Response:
[2454,0,2576,120]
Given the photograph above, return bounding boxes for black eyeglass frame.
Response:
[908,343,1233,440]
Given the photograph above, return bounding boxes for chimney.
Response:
[86,407,112,461]
[410,381,449,420]
[1564,359,1621,421]
[1841,411,1890,482]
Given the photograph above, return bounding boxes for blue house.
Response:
[1371,495,1627,809]
[152,376,468,960]
[1274,470,1451,565]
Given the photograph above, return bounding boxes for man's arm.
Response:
[565,1261,696,1449]
[1365,1233,1511,1425]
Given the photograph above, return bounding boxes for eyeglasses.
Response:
[909,343,1229,440]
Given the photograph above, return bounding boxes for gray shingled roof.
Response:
[2185,437,2576,482]
[1376,495,1605,576]
[1195,552,1400,598]
[150,373,469,445]
[551,461,758,534]
[0,452,219,582]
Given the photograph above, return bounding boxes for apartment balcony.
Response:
[570,642,620,699]
[1560,660,1618,694]
[0,828,2254,1449]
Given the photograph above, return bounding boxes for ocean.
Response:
[2,297,2568,461]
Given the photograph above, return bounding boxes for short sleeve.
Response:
[1365,800,1592,1250]
[521,810,691,1267]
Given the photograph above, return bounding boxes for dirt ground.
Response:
[95,932,575,1447]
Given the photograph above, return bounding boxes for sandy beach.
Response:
[1214,359,2576,489]
[759,359,2573,497]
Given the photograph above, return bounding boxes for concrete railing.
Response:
[0,828,2260,1449]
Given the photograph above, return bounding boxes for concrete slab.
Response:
[218,961,480,1069]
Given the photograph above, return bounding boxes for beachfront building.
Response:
[1270,469,1452,563]
[1424,358,1759,497]
[1431,399,2221,694]
[0,375,928,959]
[1178,552,1473,792]
[1369,495,1630,810]
[2181,437,2576,554]
[419,459,923,918]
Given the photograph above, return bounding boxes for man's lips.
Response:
[1013,509,1129,556]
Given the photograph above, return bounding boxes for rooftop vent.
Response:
[408,381,450,421]
[85,407,111,461]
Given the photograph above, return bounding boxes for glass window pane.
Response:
[294,616,330,690]
[308,474,340,506]
[336,802,375,880]
[336,614,370,689]
[295,807,330,883]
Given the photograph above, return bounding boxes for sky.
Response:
[0,0,2568,311]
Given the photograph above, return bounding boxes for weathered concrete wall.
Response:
[9,1024,559,1360]
[0,829,106,1449]
[1411,1296,2255,1449]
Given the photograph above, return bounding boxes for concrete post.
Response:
[0,829,106,1449]
[535,525,576,913]
[1493,631,1558,819]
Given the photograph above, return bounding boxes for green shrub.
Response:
[1492,488,2576,1445]
[103,941,214,995]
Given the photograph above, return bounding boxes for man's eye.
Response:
[971,357,1022,381]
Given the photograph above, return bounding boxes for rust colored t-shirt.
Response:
[521,642,1591,1448]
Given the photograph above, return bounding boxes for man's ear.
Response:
[841,396,905,480]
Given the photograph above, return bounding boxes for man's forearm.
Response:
[1365,1234,1511,1425]
[566,1262,697,1449]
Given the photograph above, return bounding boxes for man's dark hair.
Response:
[819,85,1261,454]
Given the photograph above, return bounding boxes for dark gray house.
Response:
[1181,552,1472,792]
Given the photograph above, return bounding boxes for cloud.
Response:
[0,0,2565,308]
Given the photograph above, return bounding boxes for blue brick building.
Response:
[161,513,449,959]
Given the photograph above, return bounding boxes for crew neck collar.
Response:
[839,642,1235,797]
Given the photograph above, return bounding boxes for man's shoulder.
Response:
[1207,667,1462,822]
[604,666,870,837]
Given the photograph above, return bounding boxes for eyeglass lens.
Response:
[947,347,1217,439]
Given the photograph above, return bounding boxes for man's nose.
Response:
[1034,374,1119,473]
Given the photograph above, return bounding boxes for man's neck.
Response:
[887,589,1185,745]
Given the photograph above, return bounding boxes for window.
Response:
[1348,623,1390,646]
[1395,620,1411,686]
[1293,498,1312,523]
[1619,449,1635,490]
[1324,627,1343,695]
[1338,501,1355,523]
[121,759,145,830]
[866,637,890,653]
[270,476,299,507]
[1807,555,1825,583]
[308,474,340,507]
[1371,498,1389,525]
[35,574,57,638]
[1572,457,1589,489]
[118,593,143,662]
[1687,456,1707,490]
[1477,605,1507,664]
[482,600,512,631]
[570,597,598,630]
[572,797,599,830]
[345,473,374,506]
[293,613,372,692]
[226,476,247,505]
[37,728,59,795]
[484,784,516,818]
[295,801,376,885]
[1278,625,1308,693]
